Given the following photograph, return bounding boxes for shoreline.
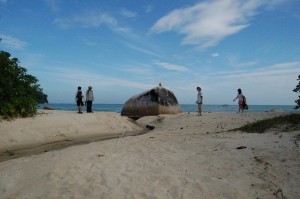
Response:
[38,103,298,113]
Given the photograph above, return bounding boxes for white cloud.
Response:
[213,61,299,79]
[211,53,219,57]
[0,34,27,49]
[119,8,136,18]
[21,53,45,69]
[37,67,155,90]
[54,12,114,28]
[237,61,258,67]
[155,61,189,72]
[144,5,153,14]
[227,55,258,68]
[265,0,287,9]
[208,62,300,96]
[119,65,154,75]
[125,43,161,57]
[34,60,299,104]
[150,0,285,49]
[54,12,131,35]
[189,61,300,105]
[82,38,98,46]
[43,0,60,12]
[35,66,157,103]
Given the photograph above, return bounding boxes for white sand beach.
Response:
[0,110,299,199]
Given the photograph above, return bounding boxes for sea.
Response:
[38,104,298,113]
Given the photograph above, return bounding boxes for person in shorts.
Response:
[196,86,203,116]
[75,86,84,114]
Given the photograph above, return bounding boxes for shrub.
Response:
[0,50,44,118]
[293,74,300,109]
[234,114,300,133]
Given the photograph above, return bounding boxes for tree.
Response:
[0,50,46,118]
[36,91,48,104]
[293,74,300,109]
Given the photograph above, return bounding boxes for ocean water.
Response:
[38,103,297,113]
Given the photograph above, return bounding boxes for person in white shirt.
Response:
[196,87,203,116]
[233,88,246,113]
[85,86,94,113]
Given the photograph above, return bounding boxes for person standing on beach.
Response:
[85,86,94,113]
[196,87,203,116]
[75,86,84,114]
[233,88,246,113]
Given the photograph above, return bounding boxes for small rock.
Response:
[236,146,247,149]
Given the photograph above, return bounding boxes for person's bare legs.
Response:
[78,106,83,113]
[238,104,243,113]
[198,104,202,116]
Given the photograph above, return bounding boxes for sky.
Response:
[1,0,300,105]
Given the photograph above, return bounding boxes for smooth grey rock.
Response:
[121,86,181,118]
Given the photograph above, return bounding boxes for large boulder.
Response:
[121,86,181,118]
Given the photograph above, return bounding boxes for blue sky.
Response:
[1,0,300,105]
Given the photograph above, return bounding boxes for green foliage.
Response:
[0,50,45,118]
[36,90,48,104]
[235,114,300,133]
[293,74,300,109]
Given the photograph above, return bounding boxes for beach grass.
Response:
[235,113,300,133]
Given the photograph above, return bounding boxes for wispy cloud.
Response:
[125,43,162,57]
[82,38,98,46]
[265,0,287,9]
[237,60,258,67]
[54,12,114,28]
[211,53,219,57]
[54,11,131,35]
[0,34,27,49]
[43,0,60,12]
[119,64,154,75]
[144,5,153,14]
[189,61,300,104]
[37,67,155,90]
[227,55,259,68]
[119,8,137,18]
[211,61,299,79]
[207,61,300,94]
[21,53,45,69]
[150,0,285,49]
[155,61,189,72]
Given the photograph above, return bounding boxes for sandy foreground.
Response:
[0,110,299,199]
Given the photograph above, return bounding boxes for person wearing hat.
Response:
[196,86,203,116]
[86,86,94,113]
